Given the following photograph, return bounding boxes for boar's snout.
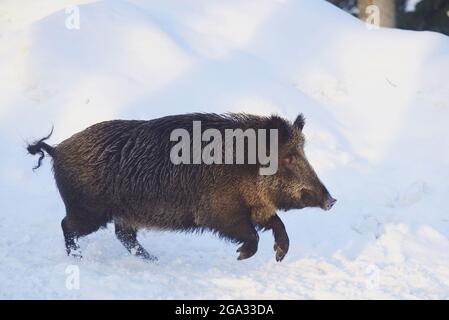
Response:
[323,193,337,211]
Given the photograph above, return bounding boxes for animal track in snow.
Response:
[352,215,383,239]
[387,181,429,209]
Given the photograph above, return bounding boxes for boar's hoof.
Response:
[68,249,83,260]
[138,252,158,262]
[132,247,158,262]
[236,242,258,260]
[274,240,289,262]
[66,243,83,259]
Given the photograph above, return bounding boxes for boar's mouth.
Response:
[297,188,337,211]
[276,187,336,212]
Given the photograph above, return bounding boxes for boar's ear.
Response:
[294,114,305,131]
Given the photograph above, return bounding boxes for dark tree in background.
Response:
[400,0,449,35]
[328,0,358,12]
[327,0,449,35]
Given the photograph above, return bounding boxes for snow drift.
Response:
[1,0,449,299]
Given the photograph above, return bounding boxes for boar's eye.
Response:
[282,153,297,166]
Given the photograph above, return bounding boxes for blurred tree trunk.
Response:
[358,0,396,27]
[398,0,449,35]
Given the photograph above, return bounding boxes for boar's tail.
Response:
[27,127,55,170]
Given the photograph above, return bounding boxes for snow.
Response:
[406,0,423,12]
[1,0,449,299]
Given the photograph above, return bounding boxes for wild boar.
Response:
[27,113,336,261]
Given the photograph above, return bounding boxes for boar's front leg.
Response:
[258,214,290,262]
[219,218,259,260]
[114,222,157,261]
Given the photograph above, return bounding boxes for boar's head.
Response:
[274,114,336,212]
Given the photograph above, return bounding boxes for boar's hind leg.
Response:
[219,218,259,261]
[259,214,289,262]
[61,217,81,258]
[61,212,108,259]
[114,223,157,261]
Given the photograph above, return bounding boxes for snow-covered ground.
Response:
[1,0,449,299]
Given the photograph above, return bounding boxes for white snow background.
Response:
[1,0,449,299]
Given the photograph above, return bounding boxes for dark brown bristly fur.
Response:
[27,112,335,262]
